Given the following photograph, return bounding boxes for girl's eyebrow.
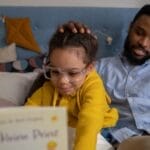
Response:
[49,62,85,70]
[49,65,83,71]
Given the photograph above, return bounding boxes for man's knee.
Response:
[117,136,150,150]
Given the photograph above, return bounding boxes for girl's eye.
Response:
[51,70,60,75]
[68,72,80,77]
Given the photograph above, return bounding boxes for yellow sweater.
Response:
[26,70,118,150]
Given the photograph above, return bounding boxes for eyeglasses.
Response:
[43,65,87,82]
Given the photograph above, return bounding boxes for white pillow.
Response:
[0,98,16,107]
[0,43,17,63]
[0,72,39,106]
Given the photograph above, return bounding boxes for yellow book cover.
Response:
[0,107,68,150]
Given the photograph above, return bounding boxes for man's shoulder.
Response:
[96,55,120,71]
[96,55,120,67]
[100,55,119,63]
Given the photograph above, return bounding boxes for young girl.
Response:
[25,25,118,150]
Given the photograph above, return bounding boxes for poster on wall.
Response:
[0,107,68,150]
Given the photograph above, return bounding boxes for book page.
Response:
[0,107,68,150]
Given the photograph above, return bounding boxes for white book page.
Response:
[0,107,68,150]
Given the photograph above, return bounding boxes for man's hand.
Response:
[58,21,91,34]
[57,21,97,39]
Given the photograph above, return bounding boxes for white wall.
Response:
[0,0,149,8]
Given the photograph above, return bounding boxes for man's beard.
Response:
[123,36,149,65]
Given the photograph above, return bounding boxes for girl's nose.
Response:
[57,74,70,84]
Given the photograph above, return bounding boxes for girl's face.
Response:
[49,47,93,96]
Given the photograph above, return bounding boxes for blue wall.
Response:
[0,7,138,59]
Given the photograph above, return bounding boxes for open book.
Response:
[0,107,68,150]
